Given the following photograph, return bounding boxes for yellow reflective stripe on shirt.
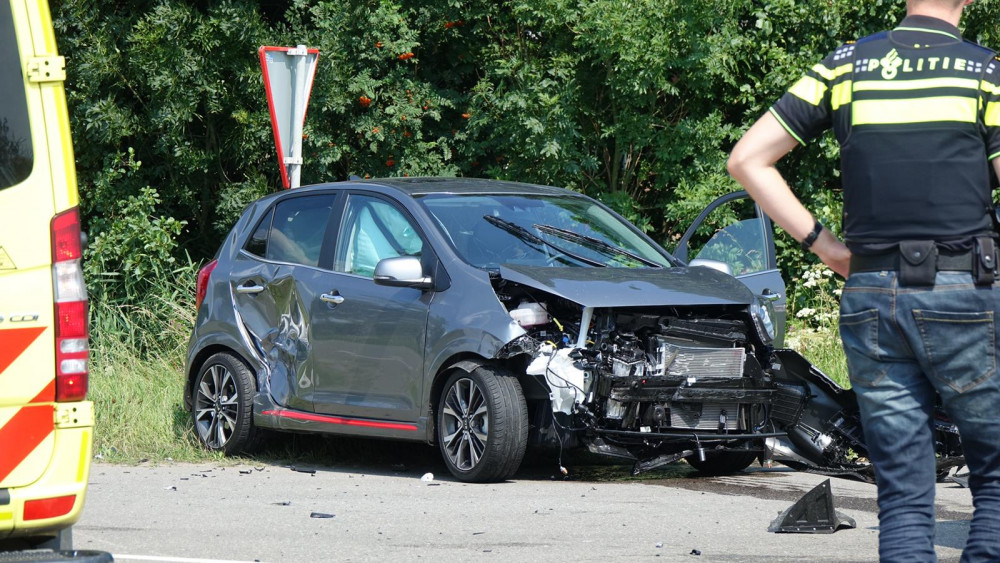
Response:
[768,108,805,145]
[854,77,981,92]
[986,101,1000,127]
[831,81,852,110]
[853,96,978,125]
[894,26,960,40]
[789,76,827,106]
[983,81,1000,96]
[810,62,852,82]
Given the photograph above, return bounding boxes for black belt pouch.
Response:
[899,241,937,286]
[974,236,996,285]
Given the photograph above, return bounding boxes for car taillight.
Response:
[196,259,218,311]
[51,208,89,402]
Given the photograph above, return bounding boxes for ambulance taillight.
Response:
[51,207,89,402]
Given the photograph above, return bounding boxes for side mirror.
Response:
[373,255,434,290]
[688,258,733,276]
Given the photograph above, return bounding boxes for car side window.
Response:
[335,195,423,277]
[244,195,334,267]
[685,198,769,276]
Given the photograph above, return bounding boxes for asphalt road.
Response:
[73,451,975,563]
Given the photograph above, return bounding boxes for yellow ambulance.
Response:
[0,0,95,552]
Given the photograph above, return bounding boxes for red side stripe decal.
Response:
[0,327,46,375]
[262,409,418,431]
[32,380,56,404]
[0,404,54,483]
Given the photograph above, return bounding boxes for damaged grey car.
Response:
[184,178,963,482]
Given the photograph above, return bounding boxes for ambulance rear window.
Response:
[0,5,33,190]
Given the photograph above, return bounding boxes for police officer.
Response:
[728,0,1000,560]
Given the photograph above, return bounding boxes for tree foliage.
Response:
[51,0,1000,313]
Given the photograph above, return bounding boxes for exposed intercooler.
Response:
[601,335,750,431]
[655,338,746,379]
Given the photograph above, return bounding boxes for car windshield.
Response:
[418,193,672,269]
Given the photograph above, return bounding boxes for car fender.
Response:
[184,329,266,409]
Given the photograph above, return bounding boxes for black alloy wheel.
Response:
[437,365,528,483]
[192,352,258,455]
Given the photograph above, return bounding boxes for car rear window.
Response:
[0,5,33,191]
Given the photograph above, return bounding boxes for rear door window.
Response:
[244,195,334,267]
[0,5,32,190]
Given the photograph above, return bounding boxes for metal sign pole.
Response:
[288,44,308,189]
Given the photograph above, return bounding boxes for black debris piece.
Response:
[768,479,857,534]
[948,472,971,488]
[291,466,317,474]
[273,501,291,506]
[310,512,335,518]
[240,469,252,474]
[690,549,701,556]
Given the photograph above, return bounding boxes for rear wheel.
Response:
[687,446,759,476]
[192,352,258,454]
[437,365,528,482]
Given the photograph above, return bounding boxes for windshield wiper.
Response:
[533,224,663,268]
[482,215,606,267]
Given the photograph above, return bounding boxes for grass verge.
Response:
[785,320,849,388]
[89,288,216,463]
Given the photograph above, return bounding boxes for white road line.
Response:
[113,555,267,563]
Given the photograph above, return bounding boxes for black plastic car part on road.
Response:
[184,178,964,483]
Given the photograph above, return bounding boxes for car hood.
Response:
[497,264,754,308]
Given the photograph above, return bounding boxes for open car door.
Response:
[674,191,787,346]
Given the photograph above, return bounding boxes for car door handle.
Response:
[321,293,345,305]
[236,284,265,295]
[761,289,781,302]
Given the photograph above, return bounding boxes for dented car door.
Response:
[230,194,337,412]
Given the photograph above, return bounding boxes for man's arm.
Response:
[727,112,852,277]
[994,158,1000,188]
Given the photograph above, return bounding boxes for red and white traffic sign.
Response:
[259,45,319,189]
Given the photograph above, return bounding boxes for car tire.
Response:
[192,352,259,455]
[686,446,759,476]
[437,365,528,483]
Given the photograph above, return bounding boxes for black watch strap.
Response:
[801,220,823,251]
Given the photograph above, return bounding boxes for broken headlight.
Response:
[750,296,776,343]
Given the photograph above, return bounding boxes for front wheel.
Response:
[437,365,528,482]
[192,352,259,455]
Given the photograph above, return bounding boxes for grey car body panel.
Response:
[496,263,754,308]
[419,257,528,404]
[307,269,430,422]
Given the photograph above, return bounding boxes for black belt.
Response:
[850,250,975,273]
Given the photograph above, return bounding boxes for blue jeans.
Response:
[840,271,1000,562]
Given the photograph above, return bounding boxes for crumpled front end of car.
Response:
[486,264,901,478]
